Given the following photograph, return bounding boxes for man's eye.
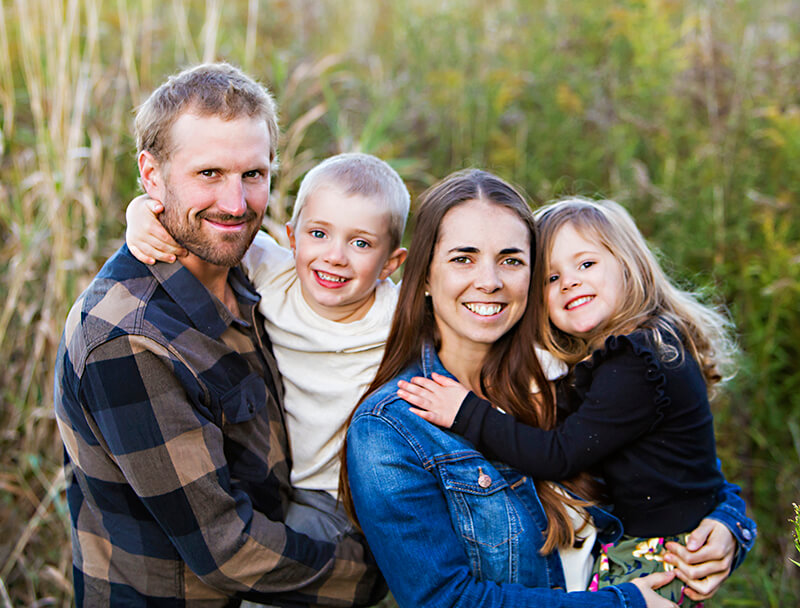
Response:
[199,169,217,177]
[243,170,262,179]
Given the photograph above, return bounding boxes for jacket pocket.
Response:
[439,455,522,582]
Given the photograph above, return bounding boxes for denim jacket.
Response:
[346,344,755,608]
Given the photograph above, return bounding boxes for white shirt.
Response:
[242,232,397,497]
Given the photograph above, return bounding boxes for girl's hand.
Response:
[398,372,468,428]
[663,518,734,601]
[125,194,186,264]
[630,571,679,608]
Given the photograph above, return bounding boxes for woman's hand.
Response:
[398,372,468,428]
[663,518,734,601]
[631,571,679,608]
[125,194,186,264]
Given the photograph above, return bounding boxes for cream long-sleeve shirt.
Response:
[242,232,398,497]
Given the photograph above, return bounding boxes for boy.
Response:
[126,152,409,541]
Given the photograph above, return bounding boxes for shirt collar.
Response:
[140,248,261,340]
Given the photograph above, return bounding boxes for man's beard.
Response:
[159,187,262,268]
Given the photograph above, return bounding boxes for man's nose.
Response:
[217,178,247,216]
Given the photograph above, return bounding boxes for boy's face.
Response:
[287,184,407,323]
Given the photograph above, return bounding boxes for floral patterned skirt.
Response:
[589,534,703,607]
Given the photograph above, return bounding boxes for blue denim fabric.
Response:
[347,344,646,608]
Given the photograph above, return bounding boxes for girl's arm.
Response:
[125,195,186,264]
[403,346,658,479]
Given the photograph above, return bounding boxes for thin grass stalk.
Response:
[0,468,65,582]
[201,0,220,64]
[171,0,199,65]
[0,1,15,138]
[244,0,258,72]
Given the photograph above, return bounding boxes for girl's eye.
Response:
[548,274,559,283]
[579,260,596,270]
[310,229,326,239]
[353,239,370,249]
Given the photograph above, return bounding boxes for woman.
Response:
[341,169,753,608]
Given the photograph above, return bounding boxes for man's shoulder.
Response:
[63,247,188,362]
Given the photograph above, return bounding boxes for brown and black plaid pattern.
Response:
[54,246,385,607]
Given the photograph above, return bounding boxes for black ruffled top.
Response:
[452,330,724,536]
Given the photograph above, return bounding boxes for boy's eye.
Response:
[579,260,596,270]
[310,229,326,239]
[353,239,370,249]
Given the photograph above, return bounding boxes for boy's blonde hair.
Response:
[289,153,410,250]
[534,197,737,391]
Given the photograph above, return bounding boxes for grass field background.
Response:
[1,0,798,605]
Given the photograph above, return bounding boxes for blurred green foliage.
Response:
[1,0,797,605]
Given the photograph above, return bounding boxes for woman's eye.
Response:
[450,256,471,264]
[310,229,326,239]
[353,239,370,249]
[502,257,523,266]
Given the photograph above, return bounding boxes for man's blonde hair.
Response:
[135,62,279,167]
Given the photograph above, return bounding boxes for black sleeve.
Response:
[449,346,663,479]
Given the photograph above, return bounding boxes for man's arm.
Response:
[79,334,383,606]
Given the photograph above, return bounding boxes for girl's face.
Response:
[426,199,531,360]
[545,222,625,337]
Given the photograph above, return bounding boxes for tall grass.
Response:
[1,0,797,605]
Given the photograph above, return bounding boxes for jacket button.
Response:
[478,473,492,488]
[741,529,752,541]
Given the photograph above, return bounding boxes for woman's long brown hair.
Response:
[340,169,600,554]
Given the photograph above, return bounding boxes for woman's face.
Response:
[426,198,531,360]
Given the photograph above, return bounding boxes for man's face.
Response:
[150,112,272,269]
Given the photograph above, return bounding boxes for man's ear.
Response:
[285,223,297,256]
[138,150,165,199]
[379,247,408,280]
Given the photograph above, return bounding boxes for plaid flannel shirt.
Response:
[54,246,385,607]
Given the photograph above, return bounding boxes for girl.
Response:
[399,197,749,606]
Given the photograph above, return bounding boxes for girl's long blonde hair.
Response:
[534,197,737,392]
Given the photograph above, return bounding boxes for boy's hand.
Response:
[663,518,734,601]
[125,194,186,264]
[631,571,679,608]
[398,372,468,428]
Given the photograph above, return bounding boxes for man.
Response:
[54,63,385,607]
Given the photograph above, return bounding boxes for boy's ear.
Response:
[138,151,165,199]
[379,247,408,280]
[285,223,297,256]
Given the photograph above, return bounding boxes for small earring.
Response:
[424,290,430,297]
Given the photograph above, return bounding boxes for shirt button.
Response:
[478,473,492,488]
[742,529,752,541]
[247,401,255,413]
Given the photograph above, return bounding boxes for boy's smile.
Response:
[287,184,406,323]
